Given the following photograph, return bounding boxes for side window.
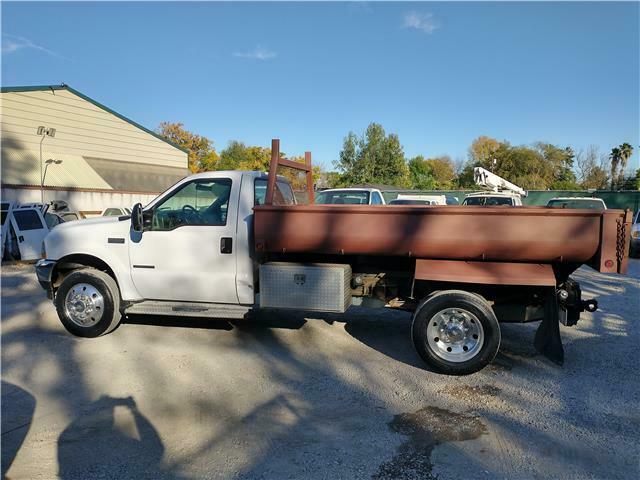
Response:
[44,213,64,229]
[152,178,232,231]
[104,208,121,216]
[254,179,296,206]
[371,192,383,205]
[13,210,46,231]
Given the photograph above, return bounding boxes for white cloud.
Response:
[2,33,70,60]
[233,45,277,61]
[402,11,438,34]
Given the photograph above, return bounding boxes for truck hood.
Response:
[54,215,123,231]
[45,215,132,260]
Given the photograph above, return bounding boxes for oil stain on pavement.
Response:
[373,406,487,480]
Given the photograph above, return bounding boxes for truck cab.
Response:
[314,188,386,205]
[462,192,523,206]
[37,171,293,310]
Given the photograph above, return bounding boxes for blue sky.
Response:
[2,1,639,171]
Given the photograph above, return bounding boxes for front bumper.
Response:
[35,259,57,299]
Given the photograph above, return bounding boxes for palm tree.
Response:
[618,143,634,188]
[610,147,621,190]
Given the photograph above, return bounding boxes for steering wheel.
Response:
[181,204,202,224]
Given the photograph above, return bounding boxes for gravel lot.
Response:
[2,260,639,479]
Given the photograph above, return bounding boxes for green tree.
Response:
[335,123,410,187]
[576,146,609,189]
[620,171,640,190]
[408,156,436,189]
[609,147,621,189]
[426,156,456,188]
[156,122,218,173]
[218,141,320,190]
[217,141,250,170]
[468,136,501,164]
[322,171,343,188]
[618,143,634,188]
[337,133,360,183]
[455,163,477,188]
[461,139,583,190]
[535,143,578,189]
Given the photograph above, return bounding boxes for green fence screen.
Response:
[380,190,640,211]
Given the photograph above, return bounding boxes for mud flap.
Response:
[534,293,564,365]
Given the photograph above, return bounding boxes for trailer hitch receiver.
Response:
[581,299,598,313]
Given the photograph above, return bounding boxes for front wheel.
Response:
[411,290,500,375]
[55,269,122,337]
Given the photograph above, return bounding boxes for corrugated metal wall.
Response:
[1,87,188,212]
[1,89,186,170]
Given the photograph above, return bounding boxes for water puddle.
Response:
[373,406,487,480]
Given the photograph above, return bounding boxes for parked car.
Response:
[101,207,132,216]
[389,199,436,205]
[395,194,447,205]
[315,188,385,205]
[462,192,522,206]
[630,210,640,258]
[3,205,49,260]
[546,197,607,210]
[1,200,81,261]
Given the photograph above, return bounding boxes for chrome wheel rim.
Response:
[64,283,104,327]
[427,307,484,362]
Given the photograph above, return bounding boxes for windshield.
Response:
[389,199,433,205]
[315,190,370,205]
[463,196,513,206]
[547,199,605,210]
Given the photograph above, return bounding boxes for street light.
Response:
[37,126,56,204]
[43,159,63,193]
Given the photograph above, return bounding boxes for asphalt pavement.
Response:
[2,260,639,479]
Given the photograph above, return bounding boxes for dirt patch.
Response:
[373,406,487,480]
[441,384,501,400]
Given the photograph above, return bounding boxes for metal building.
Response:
[1,84,189,216]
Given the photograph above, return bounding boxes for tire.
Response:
[55,268,121,338]
[411,290,500,375]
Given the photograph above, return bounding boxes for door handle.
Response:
[18,235,24,243]
[220,237,232,254]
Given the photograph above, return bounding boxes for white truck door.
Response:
[9,207,49,260]
[1,201,16,258]
[128,177,239,304]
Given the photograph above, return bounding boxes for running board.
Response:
[124,301,252,319]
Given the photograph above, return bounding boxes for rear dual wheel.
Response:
[412,290,500,375]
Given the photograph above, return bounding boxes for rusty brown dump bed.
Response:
[253,205,632,275]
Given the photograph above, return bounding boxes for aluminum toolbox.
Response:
[259,262,352,313]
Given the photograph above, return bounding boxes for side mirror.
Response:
[131,203,143,232]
